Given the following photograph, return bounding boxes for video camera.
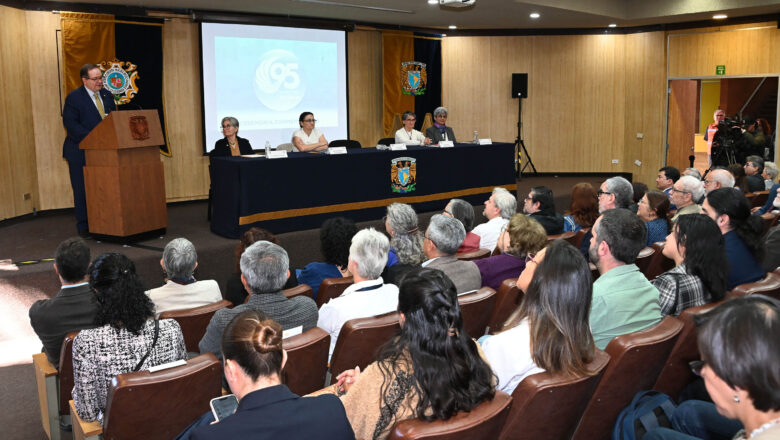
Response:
[711,117,748,166]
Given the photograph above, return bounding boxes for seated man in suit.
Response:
[424,106,456,143]
[199,241,318,358]
[29,237,99,368]
[744,155,766,193]
[422,214,482,294]
[472,187,516,252]
[146,238,223,315]
[522,186,564,234]
[317,228,399,360]
[588,209,662,350]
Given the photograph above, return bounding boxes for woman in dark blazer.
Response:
[211,116,253,157]
[424,106,457,143]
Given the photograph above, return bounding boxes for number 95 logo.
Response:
[254,49,306,112]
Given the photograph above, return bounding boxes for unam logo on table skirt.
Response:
[391,157,417,193]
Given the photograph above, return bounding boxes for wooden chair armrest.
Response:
[69,400,102,440]
[33,353,58,377]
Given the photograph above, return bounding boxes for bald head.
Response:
[704,169,735,194]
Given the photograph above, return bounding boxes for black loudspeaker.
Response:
[512,73,528,98]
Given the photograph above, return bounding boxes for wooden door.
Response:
[667,80,698,170]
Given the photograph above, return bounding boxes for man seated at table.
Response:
[147,238,222,315]
[423,214,482,294]
[317,228,398,360]
[522,186,564,234]
[472,187,516,252]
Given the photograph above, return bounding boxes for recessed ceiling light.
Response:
[428,0,437,4]
[713,14,727,19]
[448,25,457,29]
[608,23,617,28]
[529,12,540,19]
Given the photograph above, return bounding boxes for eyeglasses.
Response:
[597,190,612,197]
[525,253,537,265]
[87,76,103,81]
[220,124,234,130]
[405,118,416,122]
[689,360,706,377]
[302,119,317,123]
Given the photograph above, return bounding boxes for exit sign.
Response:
[716,65,726,75]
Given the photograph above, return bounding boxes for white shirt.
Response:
[317,277,399,360]
[292,127,323,145]
[480,319,545,394]
[146,279,222,316]
[84,86,104,113]
[472,217,509,252]
[394,128,426,145]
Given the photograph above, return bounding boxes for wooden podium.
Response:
[80,110,167,237]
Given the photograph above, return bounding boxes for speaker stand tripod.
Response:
[515,94,537,179]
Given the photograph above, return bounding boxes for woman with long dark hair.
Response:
[564,182,599,233]
[481,239,596,394]
[322,268,495,439]
[637,190,671,245]
[652,215,728,316]
[72,253,186,423]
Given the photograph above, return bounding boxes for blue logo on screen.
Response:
[254,49,305,111]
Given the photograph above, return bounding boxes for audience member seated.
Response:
[199,241,317,358]
[703,168,736,195]
[761,192,780,272]
[423,214,482,294]
[588,209,662,350]
[579,176,634,258]
[644,295,780,440]
[762,161,777,190]
[224,228,297,306]
[702,188,766,289]
[29,237,98,368]
[652,215,728,316]
[657,166,681,210]
[180,311,354,440]
[72,253,187,423]
[637,190,671,245]
[424,106,456,143]
[473,214,547,290]
[729,163,749,193]
[317,228,399,359]
[384,203,426,270]
[522,186,564,234]
[481,240,595,394]
[147,238,222,315]
[297,218,356,295]
[444,198,481,253]
[394,111,431,146]
[314,268,495,440]
[744,155,766,193]
[683,167,702,180]
[630,182,648,214]
[670,176,704,222]
[472,187,516,252]
[564,182,599,233]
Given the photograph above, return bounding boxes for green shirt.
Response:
[590,264,663,350]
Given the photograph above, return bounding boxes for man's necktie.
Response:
[94,93,106,119]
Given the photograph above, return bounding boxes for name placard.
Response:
[439,141,454,148]
[390,144,407,150]
[328,147,348,155]
[266,150,288,159]
[478,138,493,145]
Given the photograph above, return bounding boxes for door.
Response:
[667,80,698,170]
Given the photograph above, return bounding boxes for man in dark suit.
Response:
[29,237,99,368]
[422,214,481,294]
[62,64,117,236]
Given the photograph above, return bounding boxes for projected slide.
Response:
[201,23,348,153]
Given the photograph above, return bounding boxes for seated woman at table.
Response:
[394,111,431,146]
[211,117,253,157]
[297,217,357,296]
[424,106,456,143]
[292,112,328,152]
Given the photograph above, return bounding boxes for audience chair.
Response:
[329,139,362,149]
[377,137,395,146]
[33,331,78,440]
[487,279,523,334]
[316,276,354,308]
[282,283,313,300]
[276,142,298,152]
[283,327,330,396]
[643,242,675,281]
[329,312,401,384]
[499,350,610,440]
[458,287,497,338]
[634,246,655,278]
[159,299,232,352]
[761,212,779,235]
[455,248,491,261]
[653,301,724,400]
[387,391,513,440]
[70,353,223,440]
[728,271,780,300]
[571,316,684,440]
[748,190,769,208]
[571,228,589,249]
[547,231,575,245]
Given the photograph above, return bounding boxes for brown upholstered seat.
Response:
[653,301,724,399]
[159,299,232,352]
[282,283,313,300]
[387,391,513,440]
[634,246,655,277]
[643,242,675,281]
[487,279,523,334]
[58,332,78,417]
[33,331,79,440]
[728,271,780,300]
[761,212,779,235]
[316,276,354,308]
[748,190,769,208]
[456,248,491,261]
[499,350,610,440]
[571,228,589,249]
[571,316,684,440]
[547,231,576,245]
[329,311,400,383]
[70,353,223,440]
[283,327,330,395]
[458,287,497,338]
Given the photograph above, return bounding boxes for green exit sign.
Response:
[716,65,726,75]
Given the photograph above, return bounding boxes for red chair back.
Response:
[487,279,523,334]
[283,327,330,395]
[456,248,491,261]
[316,277,354,308]
[634,246,655,277]
[547,231,576,245]
[159,299,233,352]
[329,312,401,383]
[458,287,497,338]
[729,272,780,300]
[283,283,313,300]
[58,331,79,415]
[643,242,675,281]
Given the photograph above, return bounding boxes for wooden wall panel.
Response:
[347,30,382,148]
[0,6,38,220]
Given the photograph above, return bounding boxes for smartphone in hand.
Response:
[210,394,239,422]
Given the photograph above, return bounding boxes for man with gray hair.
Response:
[199,241,317,358]
[423,214,482,294]
[670,176,704,222]
[317,228,399,359]
[146,238,222,315]
[580,176,634,258]
[682,167,702,180]
[744,155,765,193]
[472,187,516,252]
[703,168,735,194]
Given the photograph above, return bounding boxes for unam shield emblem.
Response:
[98,59,139,105]
[391,157,417,193]
[401,61,427,96]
